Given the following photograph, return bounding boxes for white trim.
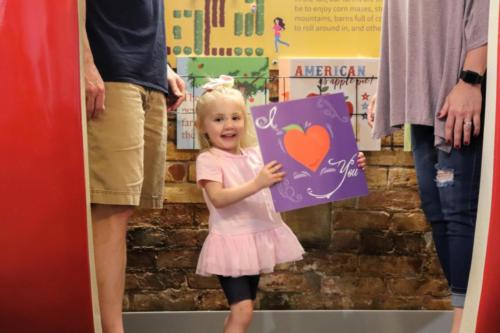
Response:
[77,0,102,332]
[460,2,499,332]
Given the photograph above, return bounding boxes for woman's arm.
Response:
[202,161,284,208]
[438,45,487,148]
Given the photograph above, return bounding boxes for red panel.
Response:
[0,1,95,332]
[476,9,500,332]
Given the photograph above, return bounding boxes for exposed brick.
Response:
[159,204,194,227]
[392,129,405,146]
[259,272,312,292]
[358,190,421,211]
[393,234,427,255]
[167,119,176,142]
[360,231,394,254]
[157,250,198,269]
[424,256,446,277]
[333,210,391,230]
[128,226,165,248]
[365,150,414,167]
[164,183,204,203]
[422,296,452,310]
[388,167,418,188]
[417,278,450,297]
[381,135,392,147]
[258,292,292,310]
[387,278,421,296]
[331,230,360,252]
[165,162,187,182]
[375,296,423,310]
[188,162,197,182]
[288,292,353,310]
[187,274,220,289]
[364,167,388,188]
[194,204,209,227]
[297,252,358,276]
[332,197,358,209]
[127,249,157,270]
[195,290,228,310]
[164,229,208,249]
[167,141,197,161]
[130,289,197,311]
[274,262,296,272]
[359,256,422,277]
[391,212,429,232]
[282,204,331,248]
[320,276,357,296]
[125,271,185,291]
[352,297,376,309]
[129,209,163,227]
[354,277,386,298]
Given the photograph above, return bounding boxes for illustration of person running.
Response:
[273,17,290,52]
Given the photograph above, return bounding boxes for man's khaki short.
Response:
[87,82,167,209]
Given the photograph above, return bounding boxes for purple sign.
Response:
[251,93,368,212]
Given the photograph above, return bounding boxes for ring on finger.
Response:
[464,121,472,129]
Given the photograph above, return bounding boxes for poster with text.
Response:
[176,57,268,149]
[251,93,369,212]
[279,58,381,151]
[165,0,383,67]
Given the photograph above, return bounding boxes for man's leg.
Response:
[86,83,147,332]
[92,204,134,333]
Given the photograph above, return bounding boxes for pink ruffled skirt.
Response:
[196,224,305,277]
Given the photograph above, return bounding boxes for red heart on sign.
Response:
[283,125,330,172]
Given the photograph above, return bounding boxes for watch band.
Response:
[460,70,484,85]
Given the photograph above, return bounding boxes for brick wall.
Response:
[123,106,451,312]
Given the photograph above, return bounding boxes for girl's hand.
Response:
[357,152,367,171]
[254,161,285,190]
[367,94,377,128]
[438,81,482,148]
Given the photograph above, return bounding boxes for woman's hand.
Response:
[357,152,367,171]
[254,161,285,190]
[438,81,482,148]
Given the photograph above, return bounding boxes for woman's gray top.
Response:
[372,0,489,151]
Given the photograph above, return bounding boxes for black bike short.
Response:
[217,275,260,305]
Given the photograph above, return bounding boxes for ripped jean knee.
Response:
[435,165,454,188]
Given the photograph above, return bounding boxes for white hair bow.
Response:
[201,75,234,91]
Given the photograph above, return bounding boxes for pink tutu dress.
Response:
[196,146,305,277]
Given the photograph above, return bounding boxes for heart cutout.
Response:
[283,124,330,172]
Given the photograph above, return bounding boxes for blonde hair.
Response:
[195,86,256,151]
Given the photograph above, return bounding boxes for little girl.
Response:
[194,76,366,333]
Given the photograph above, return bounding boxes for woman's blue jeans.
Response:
[411,124,483,308]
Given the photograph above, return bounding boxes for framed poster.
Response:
[279,58,381,151]
[176,57,268,149]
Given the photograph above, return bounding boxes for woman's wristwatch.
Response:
[460,70,484,85]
